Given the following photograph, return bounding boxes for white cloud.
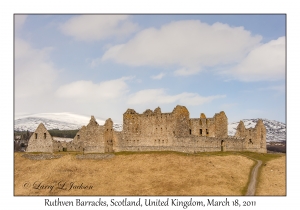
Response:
[56,77,132,100]
[102,20,262,76]
[127,89,225,106]
[151,72,165,80]
[60,15,138,41]
[15,38,57,98]
[227,36,285,81]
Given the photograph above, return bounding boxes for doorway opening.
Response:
[221,140,225,152]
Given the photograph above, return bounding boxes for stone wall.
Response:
[214,111,228,138]
[122,106,178,149]
[26,123,53,153]
[71,116,106,153]
[113,136,245,153]
[234,119,267,153]
[104,118,114,152]
[189,117,216,137]
[116,106,266,153]
[26,105,267,154]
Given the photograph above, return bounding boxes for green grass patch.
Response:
[235,151,284,163]
[193,151,238,157]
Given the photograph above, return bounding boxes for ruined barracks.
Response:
[26,105,267,153]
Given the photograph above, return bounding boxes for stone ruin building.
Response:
[26,105,267,153]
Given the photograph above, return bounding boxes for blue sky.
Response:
[14,14,286,123]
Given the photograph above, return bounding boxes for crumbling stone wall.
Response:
[26,105,267,154]
[255,119,267,151]
[234,119,267,153]
[189,114,217,138]
[214,111,228,138]
[113,135,245,153]
[71,116,106,153]
[26,123,53,153]
[115,105,266,153]
[188,111,227,138]
[120,105,190,150]
[104,118,114,152]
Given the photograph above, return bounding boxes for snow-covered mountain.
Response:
[228,119,286,142]
[14,112,123,131]
[14,113,285,142]
[112,123,123,132]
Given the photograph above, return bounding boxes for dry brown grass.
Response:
[256,155,286,195]
[14,152,254,196]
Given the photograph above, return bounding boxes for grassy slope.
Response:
[256,155,286,195]
[14,151,285,196]
[232,152,285,195]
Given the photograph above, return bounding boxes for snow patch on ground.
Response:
[52,137,73,142]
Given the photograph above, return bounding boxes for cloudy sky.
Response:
[14,14,286,123]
